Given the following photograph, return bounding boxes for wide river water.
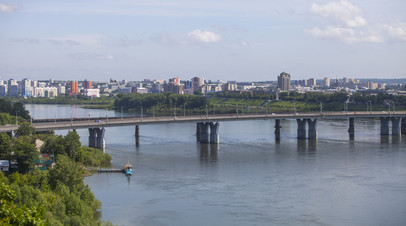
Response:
[25,104,406,226]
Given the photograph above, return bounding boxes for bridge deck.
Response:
[1,111,406,133]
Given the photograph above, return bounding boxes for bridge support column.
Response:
[274,119,281,141]
[401,118,406,135]
[196,122,203,142]
[209,122,220,144]
[348,117,355,139]
[88,128,96,148]
[380,117,390,135]
[135,125,140,147]
[95,128,105,150]
[296,119,307,139]
[307,119,318,140]
[200,122,210,143]
[391,117,401,136]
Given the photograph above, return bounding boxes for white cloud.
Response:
[383,23,406,42]
[0,3,22,12]
[304,26,383,44]
[240,40,249,47]
[310,0,367,28]
[305,1,399,44]
[187,29,222,43]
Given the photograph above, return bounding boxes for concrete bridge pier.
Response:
[307,119,318,139]
[274,119,281,141]
[380,117,390,135]
[200,122,210,143]
[391,117,401,135]
[209,122,220,144]
[297,119,307,139]
[402,117,406,135]
[95,128,105,150]
[348,117,355,139]
[88,128,96,147]
[135,125,140,147]
[89,127,105,150]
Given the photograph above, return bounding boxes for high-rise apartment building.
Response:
[70,81,78,95]
[83,80,92,89]
[192,77,204,92]
[278,72,291,91]
[20,78,33,96]
[324,77,330,87]
[307,78,316,87]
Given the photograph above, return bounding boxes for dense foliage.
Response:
[0,121,112,224]
[210,91,405,112]
[214,91,275,100]
[17,95,114,106]
[40,130,111,167]
[114,93,208,114]
[0,156,104,225]
[0,98,30,120]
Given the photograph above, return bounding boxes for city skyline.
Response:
[1,0,405,81]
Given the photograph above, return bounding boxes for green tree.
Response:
[64,131,81,159]
[0,132,10,158]
[0,182,45,225]
[49,155,84,192]
[10,138,38,173]
[16,122,36,137]
[0,113,15,125]
[41,135,66,156]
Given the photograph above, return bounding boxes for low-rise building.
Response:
[0,160,9,172]
[84,88,100,97]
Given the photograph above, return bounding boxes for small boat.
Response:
[124,163,133,176]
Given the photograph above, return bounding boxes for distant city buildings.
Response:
[0,74,400,99]
[278,72,291,91]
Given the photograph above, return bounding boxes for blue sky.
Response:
[0,0,405,81]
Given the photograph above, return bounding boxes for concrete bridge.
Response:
[1,111,405,149]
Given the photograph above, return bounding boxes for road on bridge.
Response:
[1,111,405,133]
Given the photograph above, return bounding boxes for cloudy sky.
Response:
[0,0,405,81]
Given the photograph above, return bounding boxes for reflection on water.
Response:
[198,143,219,163]
[296,139,317,154]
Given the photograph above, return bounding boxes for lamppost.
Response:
[206,104,208,119]
[320,102,323,115]
[293,101,296,115]
[265,102,268,116]
[369,100,372,113]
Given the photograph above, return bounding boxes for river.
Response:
[25,104,406,226]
